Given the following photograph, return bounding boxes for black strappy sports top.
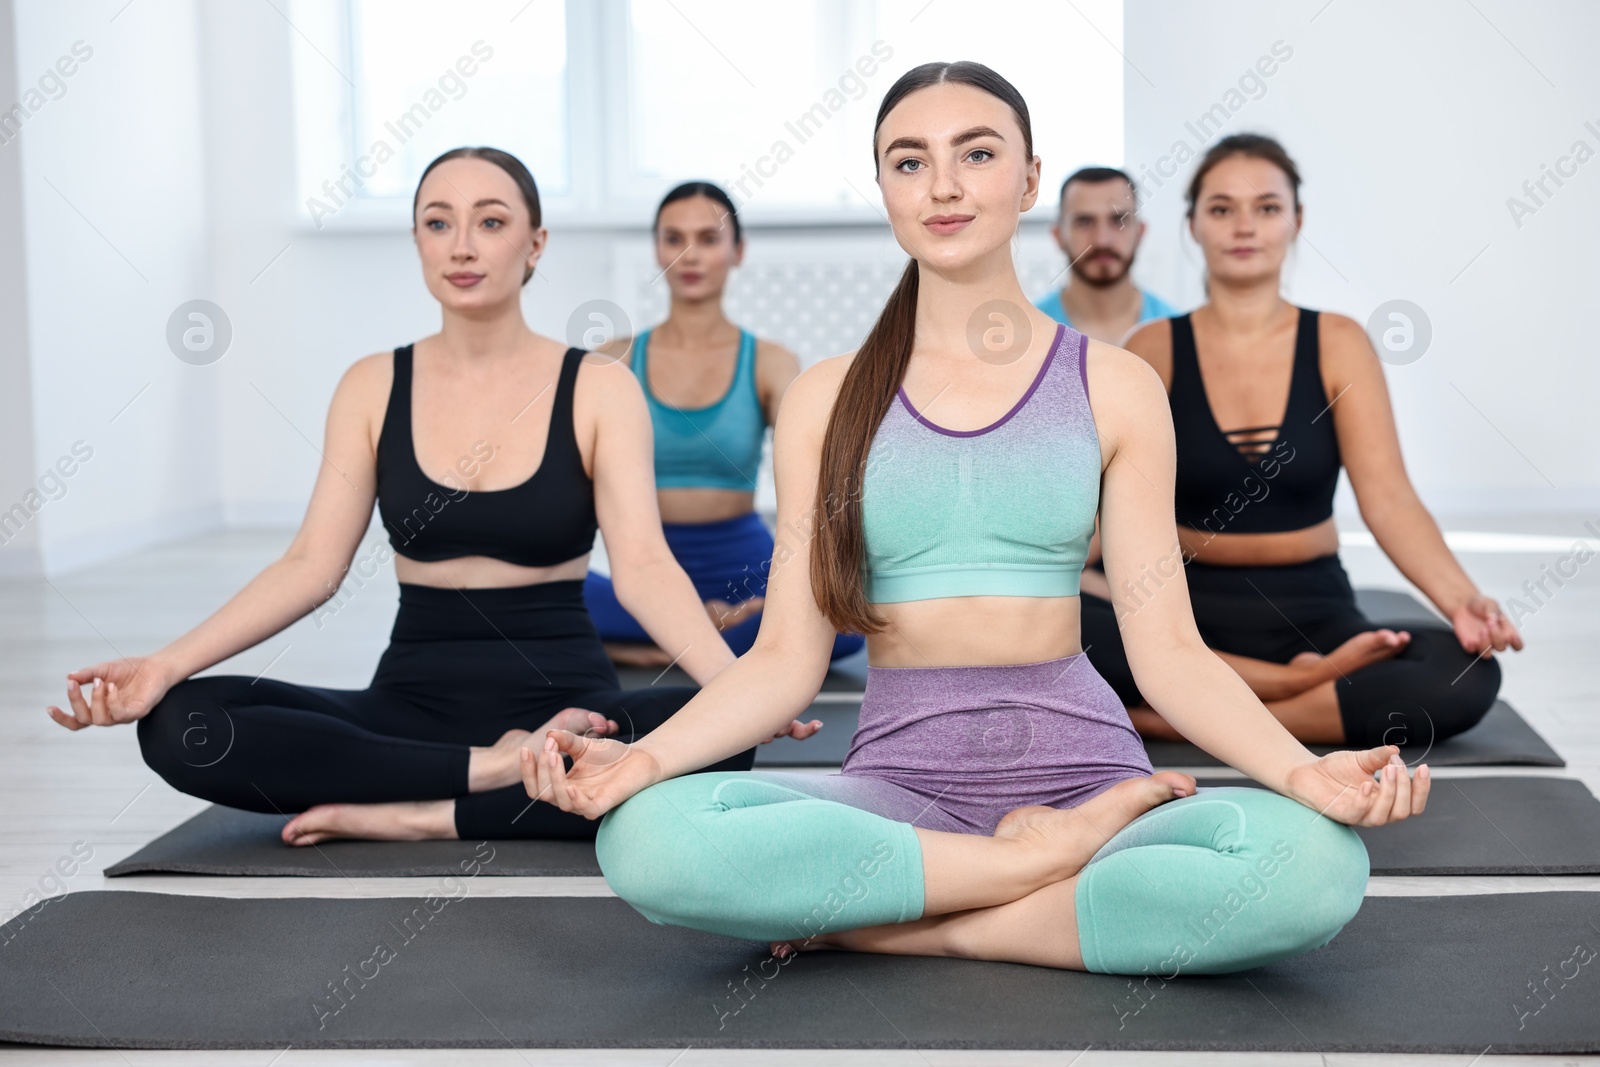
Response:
[1169,307,1341,534]
[375,344,597,566]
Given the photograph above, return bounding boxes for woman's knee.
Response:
[1342,630,1502,747]
[1432,645,1501,738]
[1408,627,1501,739]
[136,682,217,782]
[594,775,731,920]
[1239,799,1368,962]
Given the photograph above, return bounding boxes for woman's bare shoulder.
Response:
[334,350,397,408]
[592,334,636,366]
[1083,338,1171,436]
[1122,317,1173,360]
[772,352,856,433]
[1086,338,1166,389]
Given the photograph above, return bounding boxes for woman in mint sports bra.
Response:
[583,182,865,665]
[522,63,1427,977]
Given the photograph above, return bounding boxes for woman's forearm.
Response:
[613,555,737,684]
[1364,492,1479,617]
[631,643,822,780]
[151,555,353,680]
[1133,639,1319,794]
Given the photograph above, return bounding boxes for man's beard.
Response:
[1070,250,1132,288]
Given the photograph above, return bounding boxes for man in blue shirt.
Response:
[1036,166,1180,345]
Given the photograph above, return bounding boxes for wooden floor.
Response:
[3,516,1597,1065]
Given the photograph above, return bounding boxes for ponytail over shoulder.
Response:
[807,60,1032,636]
[810,260,919,634]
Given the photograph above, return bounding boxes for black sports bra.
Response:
[375,344,597,567]
[1169,307,1341,534]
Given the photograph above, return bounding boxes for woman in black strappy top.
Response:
[46,147,814,844]
[1080,134,1523,751]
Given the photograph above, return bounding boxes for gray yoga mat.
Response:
[756,694,1562,769]
[1352,586,1447,626]
[614,648,868,694]
[630,589,1552,769]
[1145,698,1563,768]
[3,890,1598,1052]
[1195,775,1600,875]
[618,657,865,768]
[755,695,860,766]
[105,776,1600,880]
[103,808,600,877]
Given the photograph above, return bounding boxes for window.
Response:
[290,0,569,228]
[347,0,569,199]
[290,0,1123,228]
[854,0,1125,215]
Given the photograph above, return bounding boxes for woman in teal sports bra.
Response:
[583,181,864,666]
[522,62,1427,977]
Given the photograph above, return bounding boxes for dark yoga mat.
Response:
[1353,586,1447,627]
[1146,698,1563,768]
[614,645,867,695]
[1147,587,1560,766]
[617,659,865,768]
[630,589,1551,769]
[755,695,860,766]
[1194,775,1600,875]
[103,807,601,878]
[106,775,1600,881]
[4,890,1599,1052]
[753,695,1563,769]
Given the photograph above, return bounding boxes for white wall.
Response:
[1124,0,1600,516]
[4,1,1595,577]
[0,0,39,576]
[7,0,216,575]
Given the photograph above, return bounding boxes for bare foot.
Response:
[471,714,617,792]
[771,933,846,959]
[993,772,1195,881]
[768,774,1196,961]
[1289,630,1410,689]
[603,642,676,668]
[281,799,455,846]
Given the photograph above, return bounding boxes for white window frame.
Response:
[290,0,1096,232]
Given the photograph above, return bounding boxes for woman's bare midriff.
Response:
[1177,515,1340,567]
[868,595,1086,668]
[393,553,591,589]
[657,487,757,525]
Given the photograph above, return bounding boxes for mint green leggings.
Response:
[596,773,1370,975]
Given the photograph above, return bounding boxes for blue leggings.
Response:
[584,512,864,660]
[596,773,1369,975]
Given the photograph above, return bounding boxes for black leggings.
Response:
[136,580,752,840]
[1079,553,1501,749]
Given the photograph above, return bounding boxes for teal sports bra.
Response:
[632,327,766,491]
[860,324,1100,603]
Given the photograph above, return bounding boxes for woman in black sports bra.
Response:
[45,147,814,844]
[1079,134,1523,750]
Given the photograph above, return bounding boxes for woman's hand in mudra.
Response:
[1452,594,1524,657]
[521,731,661,821]
[1284,745,1430,827]
[48,656,179,730]
[522,714,827,818]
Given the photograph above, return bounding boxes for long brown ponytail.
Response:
[809,61,1034,635]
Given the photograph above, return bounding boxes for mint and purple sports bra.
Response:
[860,324,1101,603]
